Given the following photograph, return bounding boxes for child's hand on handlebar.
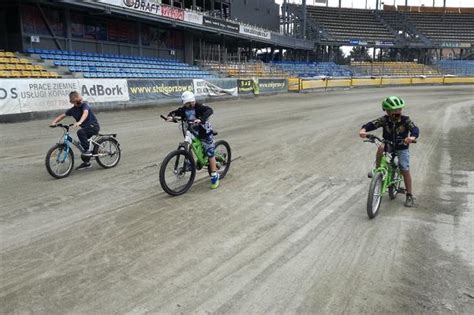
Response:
[192,119,202,125]
[166,116,174,122]
[359,129,367,138]
[404,136,417,144]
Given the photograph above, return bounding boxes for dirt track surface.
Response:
[1,85,473,314]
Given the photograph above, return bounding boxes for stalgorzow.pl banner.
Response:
[127,79,194,101]
[258,79,288,93]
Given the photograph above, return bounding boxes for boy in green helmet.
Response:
[359,96,420,207]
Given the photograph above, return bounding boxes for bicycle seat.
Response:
[97,133,117,137]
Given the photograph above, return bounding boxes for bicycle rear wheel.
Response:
[367,172,383,219]
[94,137,121,168]
[45,144,74,179]
[159,149,196,196]
[207,140,231,179]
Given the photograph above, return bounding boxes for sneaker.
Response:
[184,160,193,172]
[405,194,415,207]
[81,150,93,157]
[76,162,92,170]
[210,172,220,189]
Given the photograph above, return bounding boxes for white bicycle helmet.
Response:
[181,91,195,104]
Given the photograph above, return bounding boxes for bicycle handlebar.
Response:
[160,115,203,125]
[160,115,182,123]
[50,123,74,129]
[364,134,416,145]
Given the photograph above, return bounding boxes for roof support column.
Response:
[302,0,306,39]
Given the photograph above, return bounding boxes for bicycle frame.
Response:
[177,120,225,169]
[181,128,208,168]
[373,154,401,194]
[55,128,76,163]
[368,136,403,194]
[54,125,114,161]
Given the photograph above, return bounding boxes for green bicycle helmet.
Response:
[382,96,405,111]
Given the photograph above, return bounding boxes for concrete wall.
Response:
[231,0,280,32]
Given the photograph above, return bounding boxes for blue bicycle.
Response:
[45,123,121,179]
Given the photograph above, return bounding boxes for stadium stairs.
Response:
[380,10,433,46]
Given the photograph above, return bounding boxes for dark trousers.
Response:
[78,125,99,162]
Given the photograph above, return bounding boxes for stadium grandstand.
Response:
[199,60,288,78]
[0,0,314,80]
[433,59,474,76]
[0,0,473,82]
[350,61,441,76]
[288,5,397,43]
[28,48,213,79]
[272,61,352,77]
[0,50,60,78]
[282,1,473,66]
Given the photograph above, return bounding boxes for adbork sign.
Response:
[79,79,130,103]
[0,79,129,114]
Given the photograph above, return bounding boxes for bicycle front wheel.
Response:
[94,137,121,168]
[367,172,383,219]
[159,149,196,196]
[45,144,74,179]
[389,169,402,200]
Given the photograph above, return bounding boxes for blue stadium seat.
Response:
[271,61,352,77]
[29,48,213,79]
[434,60,474,76]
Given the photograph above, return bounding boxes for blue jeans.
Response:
[201,133,215,158]
[396,149,410,171]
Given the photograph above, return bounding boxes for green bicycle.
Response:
[364,134,415,219]
[159,115,231,196]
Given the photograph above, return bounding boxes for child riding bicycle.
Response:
[50,91,100,170]
[166,91,220,189]
[359,96,419,207]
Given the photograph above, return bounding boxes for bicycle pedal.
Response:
[397,188,406,194]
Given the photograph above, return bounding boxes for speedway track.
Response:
[1,85,473,313]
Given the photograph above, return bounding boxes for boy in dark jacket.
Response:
[167,91,220,189]
[359,96,419,207]
[50,91,100,170]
